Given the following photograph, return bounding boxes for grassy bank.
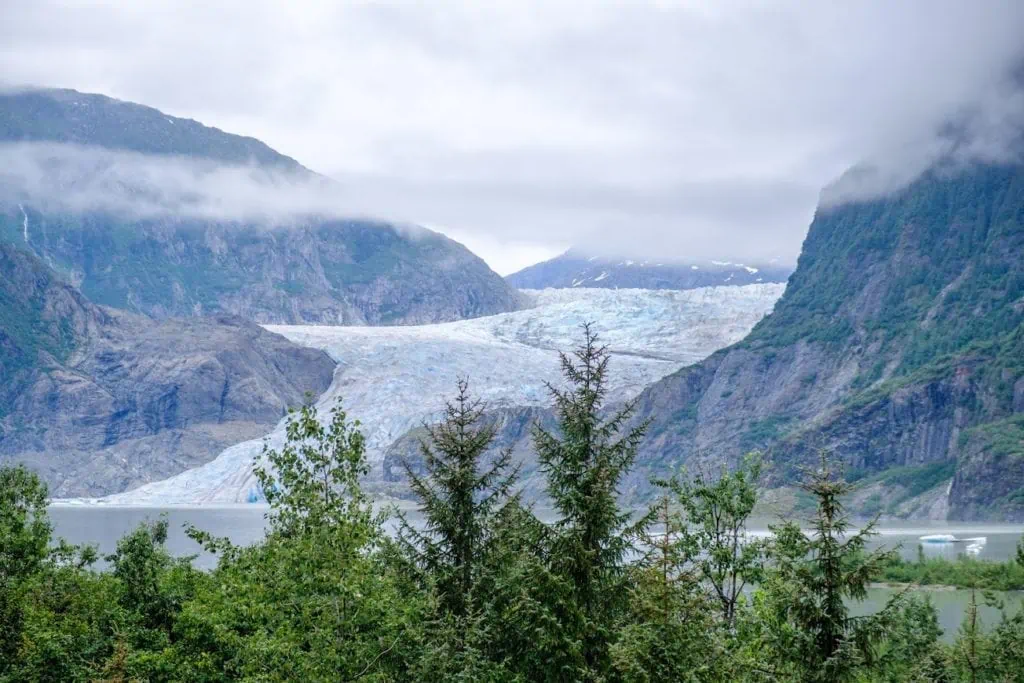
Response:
[880,553,1024,591]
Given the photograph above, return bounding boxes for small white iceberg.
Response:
[918,534,987,546]
[919,534,957,543]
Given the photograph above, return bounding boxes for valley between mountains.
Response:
[68,285,784,505]
[2,86,1022,522]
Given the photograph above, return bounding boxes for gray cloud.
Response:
[0,142,339,222]
[1,1,1023,273]
[820,68,1024,207]
[0,142,443,246]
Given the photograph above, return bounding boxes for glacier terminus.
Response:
[72,285,784,505]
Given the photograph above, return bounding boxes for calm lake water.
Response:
[48,505,1023,641]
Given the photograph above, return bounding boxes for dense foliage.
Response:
[880,552,1024,591]
[747,163,1024,368]
[2,327,1023,681]
[0,211,500,324]
[0,242,78,377]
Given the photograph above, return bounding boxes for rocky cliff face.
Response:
[405,162,1023,519]
[0,88,522,325]
[628,161,1024,520]
[506,248,792,290]
[0,243,337,496]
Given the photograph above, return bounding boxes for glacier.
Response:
[77,285,784,505]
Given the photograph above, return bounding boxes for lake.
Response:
[48,505,1023,641]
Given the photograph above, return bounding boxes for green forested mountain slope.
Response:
[630,161,1024,520]
[0,209,522,324]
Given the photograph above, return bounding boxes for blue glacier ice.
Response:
[80,285,784,505]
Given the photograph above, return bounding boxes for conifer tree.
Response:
[399,378,521,619]
[532,322,650,677]
[611,497,724,681]
[953,587,985,683]
[754,453,902,682]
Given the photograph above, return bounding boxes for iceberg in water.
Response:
[919,534,958,543]
[919,534,988,557]
[919,534,988,544]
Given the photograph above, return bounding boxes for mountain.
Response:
[72,160,1024,516]
[0,88,522,324]
[0,86,305,170]
[506,248,792,290]
[81,285,786,504]
[0,208,524,325]
[627,160,1024,520]
[352,159,1023,521]
[0,242,336,496]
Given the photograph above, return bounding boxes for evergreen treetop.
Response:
[398,378,521,618]
[532,322,651,677]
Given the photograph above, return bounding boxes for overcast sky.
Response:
[2,1,1023,274]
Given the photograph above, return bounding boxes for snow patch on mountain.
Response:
[75,285,784,505]
[506,249,792,291]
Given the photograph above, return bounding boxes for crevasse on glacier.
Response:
[85,285,784,505]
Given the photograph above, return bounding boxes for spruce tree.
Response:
[399,378,521,619]
[953,587,985,683]
[532,322,650,678]
[754,453,902,682]
[611,497,725,681]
